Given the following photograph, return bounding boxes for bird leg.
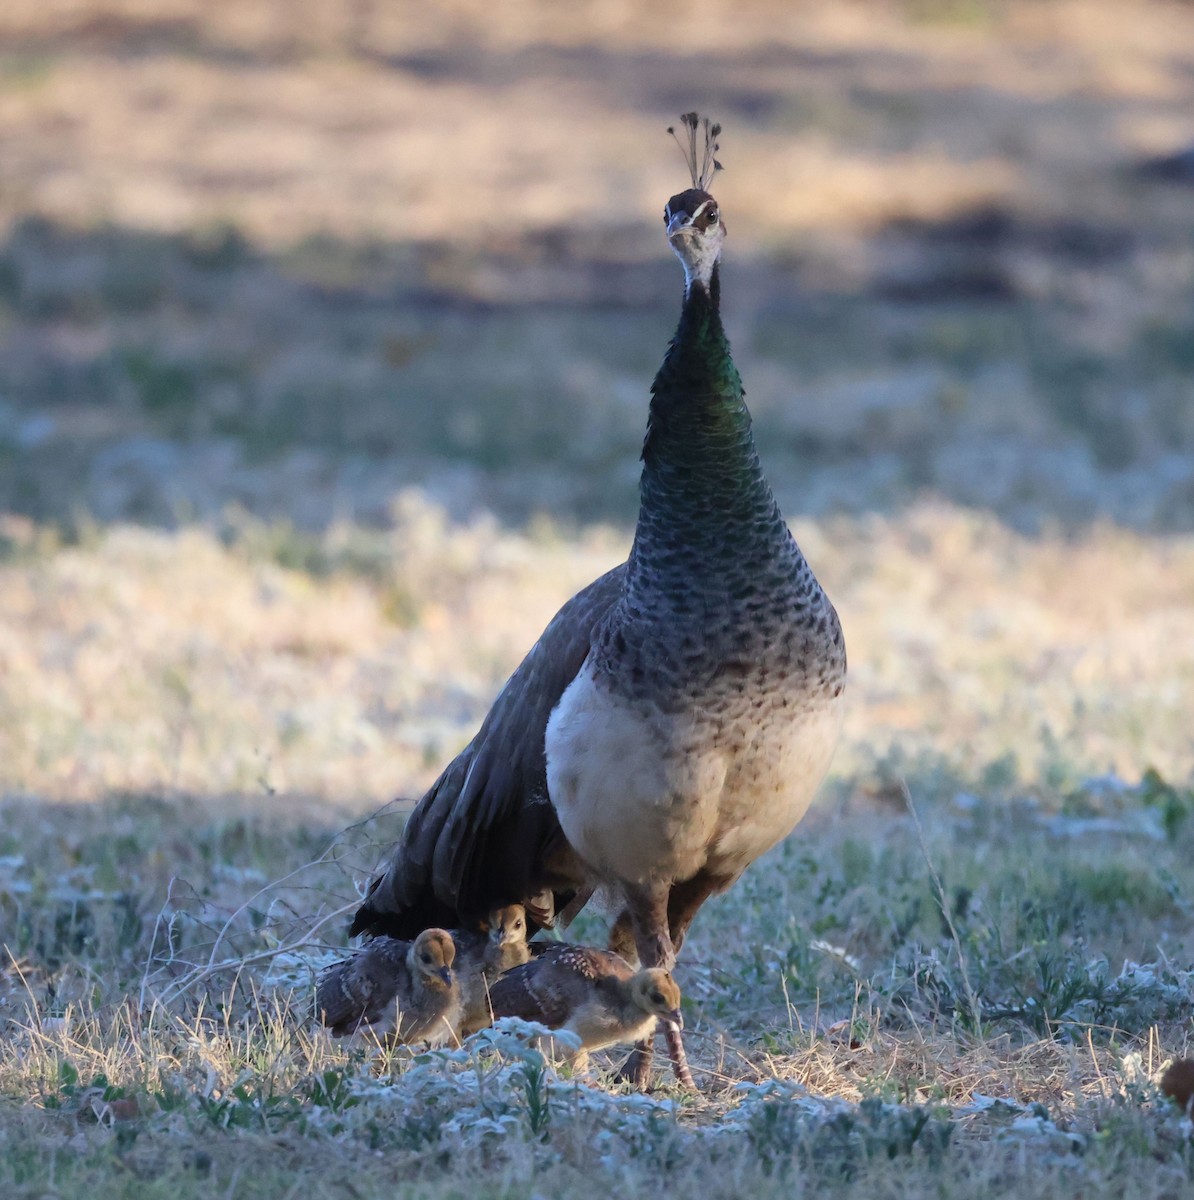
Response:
[555,884,595,930]
[664,1021,695,1088]
[614,882,697,1088]
[616,1020,695,1091]
[607,909,638,963]
[625,882,676,971]
[616,1039,654,1089]
[651,874,732,1090]
[666,870,732,955]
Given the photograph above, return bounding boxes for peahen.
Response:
[350,114,846,1086]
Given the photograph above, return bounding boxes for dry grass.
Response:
[3,502,1194,1197]
[2,0,1194,529]
[3,501,1192,802]
[2,1,1194,1196]
[1,0,1190,244]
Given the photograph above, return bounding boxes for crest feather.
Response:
[667,112,724,191]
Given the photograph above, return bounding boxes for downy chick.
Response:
[317,927,459,1045]
[488,944,685,1076]
[451,904,533,1037]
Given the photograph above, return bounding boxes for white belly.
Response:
[545,660,843,886]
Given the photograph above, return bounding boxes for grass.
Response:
[1,1,1194,529]
[2,773,1194,1197]
[2,503,1194,1197]
[2,0,1194,1194]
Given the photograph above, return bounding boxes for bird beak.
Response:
[665,1010,684,1031]
[438,968,453,986]
[667,211,692,239]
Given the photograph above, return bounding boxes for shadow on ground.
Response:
[2,0,1194,533]
[2,199,1193,535]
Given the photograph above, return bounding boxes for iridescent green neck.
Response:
[631,263,793,585]
[642,266,764,501]
[646,265,741,421]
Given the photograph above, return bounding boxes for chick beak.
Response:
[438,967,453,987]
[665,1009,684,1031]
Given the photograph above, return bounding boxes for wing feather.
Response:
[350,565,625,938]
[316,938,410,1035]
[488,958,573,1028]
[487,944,635,1029]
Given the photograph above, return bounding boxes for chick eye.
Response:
[421,953,432,964]
[651,992,664,1004]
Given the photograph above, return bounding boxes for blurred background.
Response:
[1,0,1193,808]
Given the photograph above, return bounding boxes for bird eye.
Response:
[652,991,664,1004]
[705,208,718,224]
[421,953,432,964]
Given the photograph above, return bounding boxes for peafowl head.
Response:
[665,188,724,292]
[409,927,456,988]
[665,113,725,292]
[629,967,684,1029]
[486,903,528,947]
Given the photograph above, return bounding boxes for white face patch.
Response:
[667,201,725,294]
